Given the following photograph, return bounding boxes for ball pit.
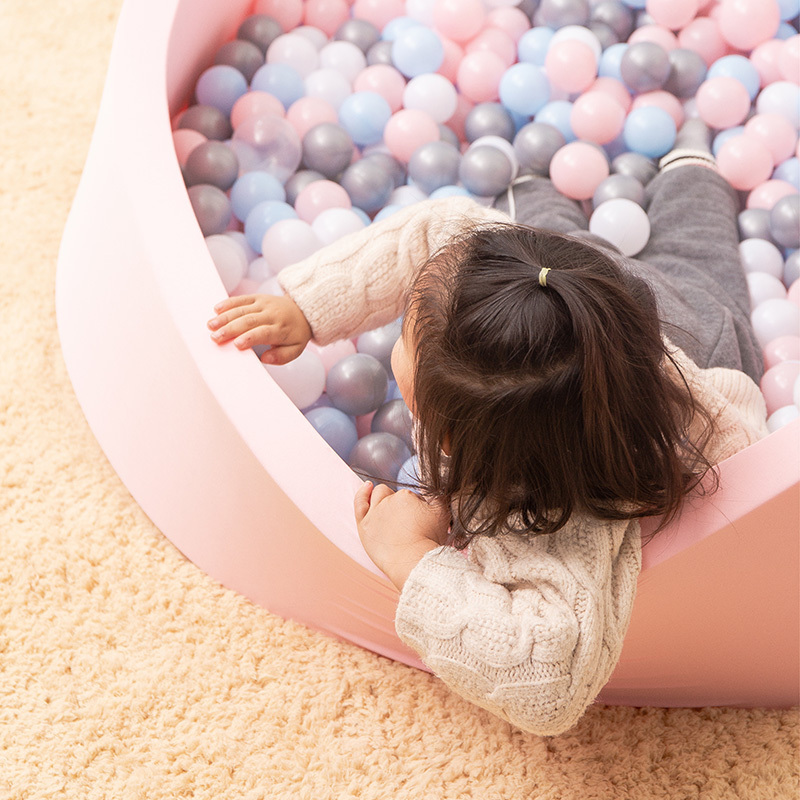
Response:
[57,0,798,707]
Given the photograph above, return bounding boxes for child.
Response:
[207,125,768,735]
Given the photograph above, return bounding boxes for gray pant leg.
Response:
[493,176,589,233]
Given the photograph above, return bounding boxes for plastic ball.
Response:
[173,129,207,167]
[756,81,800,128]
[195,65,249,117]
[233,114,303,183]
[457,51,507,103]
[264,346,327,410]
[737,208,774,243]
[611,151,658,185]
[301,122,354,178]
[319,41,367,82]
[619,41,671,93]
[767,404,800,432]
[178,104,233,141]
[591,1,635,42]
[231,91,286,131]
[513,122,566,176]
[408,140,462,194]
[538,0,591,29]
[327,353,389,416]
[304,68,353,110]
[591,76,633,111]
[215,40,265,84]
[695,76,752,130]
[717,0,780,51]
[339,158,395,213]
[403,73,459,124]
[432,0,486,43]
[311,207,366,245]
[371,399,415,451]
[663,48,708,98]
[183,141,239,191]
[267,33,320,78]
[550,24,603,62]
[777,158,800,192]
[357,319,403,367]
[188,184,232,236]
[284,169,325,205]
[589,198,651,256]
[352,0,406,30]
[464,102,516,143]
[237,14,283,56]
[348,432,412,483]
[545,40,597,94]
[353,64,407,112]
[760,360,800,415]
[517,26,555,65]
[499,63,550,117]
[763,335,800,369]
[570,91,626,145]
[459,144,515,196]
[294,179,351,223]
[230,171,287,222]
[285,96,338,139]
[396,454,421,489]
[392,24,445,77]
[717,136,774,192]
[244,200,298,253]
[598,42,628,81]
[770,195,800,250]
[645,0,699,31]
[465,28,518,69]
[261,218,322,270]
[253,0,302,31]
[707,54,760,103]
[550,141,610,200]
[534,100,576,143]
[383,109,441,163]
[592,174,645,208]
[747,272,788,307]
[747,180,798,211]
[785,252,800,288]
[743,114,798,167]
[205,234,248,293]
[250,64,305,111]
[304,0,350,37]
[622,106,676,158]
[751,298,800,348]
[739,237,785,279]
[304,406,359,460]
[337,91,392,146]
[335,18,381,53]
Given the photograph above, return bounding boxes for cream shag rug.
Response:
[0,1,797,797]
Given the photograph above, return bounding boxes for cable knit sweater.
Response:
[278,195,769,736]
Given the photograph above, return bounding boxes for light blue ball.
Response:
[534,101,576,143]
[517,27,554,66]
[231,171,286,223]
[598,43,628,81]
[338,91,392,146]
[391,25,444,77]
[712,126,745,157]
[774,157,800,191]
[623,107,676,158]
[250,63,305,110]
[382,16,419,41]
[778,0,800,21]
[708,55,761,101]
[621,0,646,8]
[777,21,798,38]
[244,200,298,253]
[195,65,248,117]
[499,63,551,117]
[305,406,358,461]
[373,204,402,222]
[430,185,470,199]
[397,455,421,490]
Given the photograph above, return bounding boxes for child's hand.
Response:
[207,294,312,365]
[354,482,451,591]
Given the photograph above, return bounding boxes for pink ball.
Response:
[628,24,679,51]
[545,41,598,94]
[231,91,286,130]
[763,335,800,370]
[294,180,351,223]
[570,92,626,145]
[550,142,610,201]
[591,77,632,112]
[353,65,407,112]
[309,339,357,373]
[465,28,517,68]
[445,93,473,141]
[383,109,440,163]
[351,0,405,29]
[746,180,798,210]
[695,76,752,129]
[303,0,350,37]
[750,39,785,87]
[717,0,780,52]
[779,35,800,84]
[456,51,507,103]
[286,96,338,139]
[789,279,800,307]
[173,129,207,166]
[486,7,531,43]
[760,360,800,415]
[632,91,685,129]
[253,0,303,31]
[436,36,465,84]
[678,17,728,67]
[432,0,486,44]
[717,136,774,190]
[646,0,700,31]
[743,114,799,166]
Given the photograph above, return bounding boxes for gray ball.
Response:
[438,124,461,150]
[371,399,415,452]
[664,48,708,99]
[459,146,515,197]
[587,21,620,50]
[183,141,239,191]
[340,159,394,213]
[738,208,775,243]
[464,103,516,144]
[770,194,800,249]
[301,122,354,178]
[513,122,565,176]
[214,39,264,83]
[348,432,412,484]
[284,170,325,205]
[620,42,671,93]
[784,250,800,287]
[409,141,462,195]
[362,152,406,188]
[592,174,645,209]
[187,184,232,236]
[357,319,403,368]
[611,152,658,185]
[237,15,283,56]
[366,40,394,66]
[327,354,389,417]
[177,104,232,141]
[335,19,381,53]
[538,0,590,28]
[590,0,635,40]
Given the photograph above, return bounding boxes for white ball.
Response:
[589,198,651,256]
[751,299,800,348]
[205,234,248,293]
[402,73,458,124]
[739,238,784,279]
[264,347,326,409]
[794,374,800,408]
[549,25,602,62]
[767,404,800,433]
[747,271,787,308]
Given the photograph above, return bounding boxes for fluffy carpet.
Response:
[0,0,797,797]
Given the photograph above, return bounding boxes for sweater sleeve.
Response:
[395,517,642,736]
[277,196,509,345]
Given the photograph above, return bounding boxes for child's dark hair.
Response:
[407,222,718,549]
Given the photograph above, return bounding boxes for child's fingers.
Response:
[259,343,306,365]
[213,294,259,314]
[369,484,395,507]
[354,481,373,522]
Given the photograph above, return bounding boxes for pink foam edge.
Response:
[56,0,799,707]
